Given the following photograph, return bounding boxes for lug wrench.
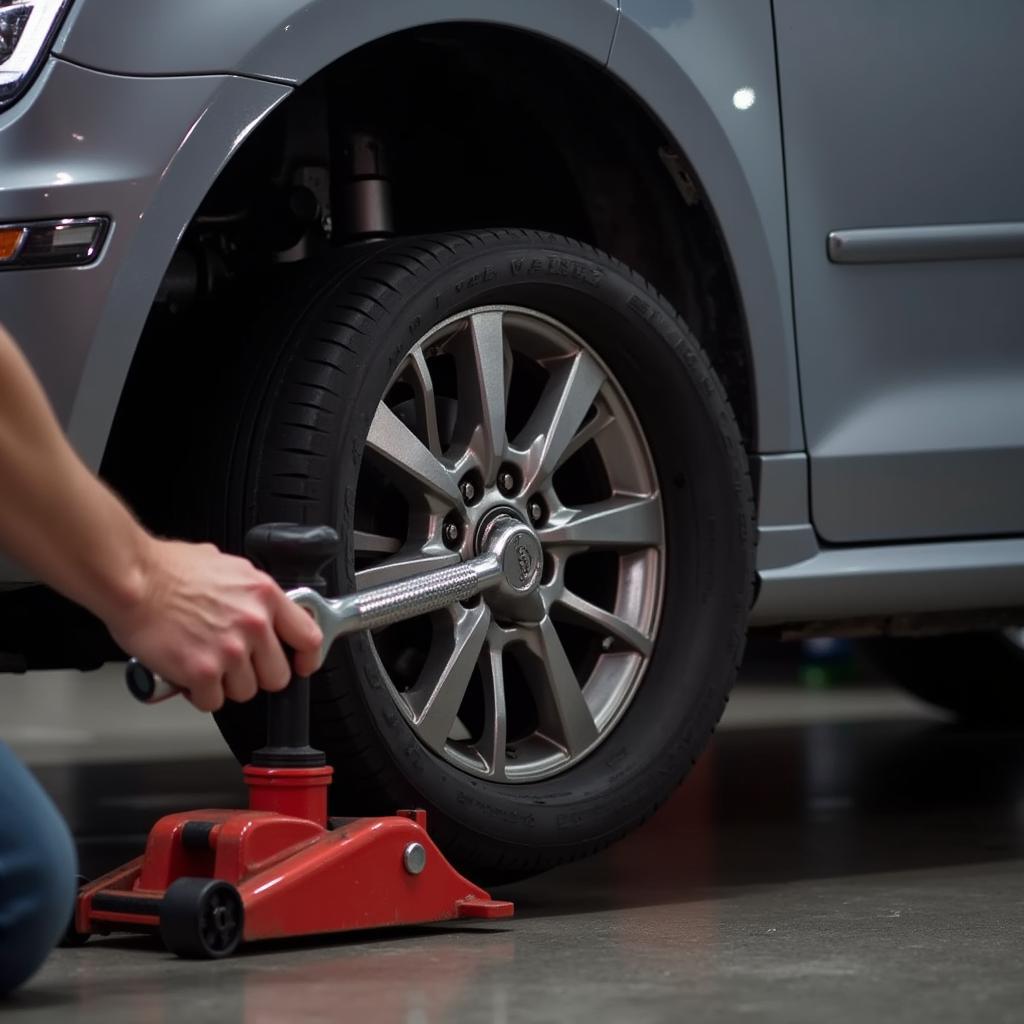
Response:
[126,513,543,703]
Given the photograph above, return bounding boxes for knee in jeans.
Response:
[34,817,77,933]
[0,802,77,995]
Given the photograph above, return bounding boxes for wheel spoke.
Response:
[515,350,605,487]
[407,603,491,749]
[553,404,615,470]
[541,495,662,551]
[530,617,599,756]
[353,529,403,555]
[367,403,461,510]
[478,642,508,780]
[455,310,509,481]
[354,544,460,590]
[555,589,654,657]
[407,349,443,458]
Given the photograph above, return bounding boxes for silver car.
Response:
[1,0,1022,879]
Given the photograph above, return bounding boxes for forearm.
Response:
[0,325,151,622]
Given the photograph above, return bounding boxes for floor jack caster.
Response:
[160,878,244,959]
[71,520,541,957]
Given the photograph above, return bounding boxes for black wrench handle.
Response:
[125,658,181,704]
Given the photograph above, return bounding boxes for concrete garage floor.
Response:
[4,651,1024,1023]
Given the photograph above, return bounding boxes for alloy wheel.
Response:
[352,305,665,783]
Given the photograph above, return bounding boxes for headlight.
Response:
[0,0,71,110]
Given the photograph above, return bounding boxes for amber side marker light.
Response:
[0,217,109,269]
[0,227,26,262]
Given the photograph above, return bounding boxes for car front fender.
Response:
[613,0,803,453]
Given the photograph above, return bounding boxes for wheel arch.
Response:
[96,13,791,514]
[53,0,621,81]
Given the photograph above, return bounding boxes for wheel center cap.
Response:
[497,524,543,595]
[476,508,544,612]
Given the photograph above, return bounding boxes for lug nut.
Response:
[528,499,545,524]
[497,467,517,496]
[460,480,476,504]
[443,519,462,548]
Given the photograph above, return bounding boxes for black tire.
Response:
[211,230,754,880]
[160,878,243,959]
[862,632,1024,724]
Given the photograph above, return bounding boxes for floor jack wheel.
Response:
[160,878,244,959]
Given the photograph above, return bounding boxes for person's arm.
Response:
[0,324,322,711]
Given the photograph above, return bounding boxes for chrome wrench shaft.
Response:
[126,514,543,703]
[289,553,505,670]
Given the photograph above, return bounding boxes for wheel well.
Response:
[103,25,755,534]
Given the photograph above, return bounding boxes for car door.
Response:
[774,0,1024,543]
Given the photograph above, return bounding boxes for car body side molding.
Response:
[828,222,1024,264]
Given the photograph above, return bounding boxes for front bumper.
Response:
[0,57,288,584]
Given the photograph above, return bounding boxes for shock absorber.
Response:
[337,130,394,239]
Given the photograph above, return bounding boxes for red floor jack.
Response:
[68,519,539,957]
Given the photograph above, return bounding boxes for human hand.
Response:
[105,538,323,712]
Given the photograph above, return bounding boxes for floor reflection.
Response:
[506,715,1024,922]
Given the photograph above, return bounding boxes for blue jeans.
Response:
[0,742,77,996]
